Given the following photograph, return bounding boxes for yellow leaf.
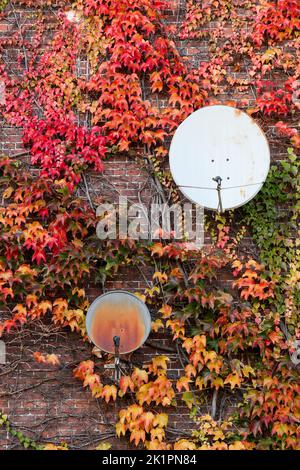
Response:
[212,377,224,390]
[16,265,37,277]
[150,427,165,443]
[130,429,146,446]
[272,422,290,438]
[116,422,126,438]
[3,187,14,199]
[133,292,146,303]
[229,441,246,450]
[174,439,196,450]
[101,384,117,403]
[91,385,104,398]
[146,438,170,450]
[153,271,168,284]
[224,373,241,390]
[152,319,164,332]
[242,365,255,378]
[158,304,172,319]
[182,338,194,353]
[185,364,197,378]
[46,354,60,366]
[153,413,168,428]
[72,238,83,249]
[176,376,190,392]
[132,368,148,386]
[204,350,217,363]
[119,375,135,395]
[37,301,52,315]
[83,373,101,389]
[43,443,68,451]
[195,377,204,390]
[193,335,207,349]
[96,442,112,450]
[72,287,85,298]
[147,355,169,374]
[212,430,225,441]
[140,412,155,433]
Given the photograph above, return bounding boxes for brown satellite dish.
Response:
[86,291,152,355]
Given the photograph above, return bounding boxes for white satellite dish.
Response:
[169,105,270,211]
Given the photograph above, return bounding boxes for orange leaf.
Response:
[153,413,168,428]
[146,355,169,375]
[224,373,241,390]
[73,360,94,381]
[176,376,190,392]
[159,304,172,319]
[101,385,117,404]
[132,368,149,387]
[150,427,165,443]
[33,352,60,366]
[130,429,146,447]
[152,319,164,332]
[119,375,135,395]
[174,439,197,450]
[139,412,155,433]
[153,271,168,284]
[83,373,101,389]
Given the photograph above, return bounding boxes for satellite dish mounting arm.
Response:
[113,335,121,381]
[212,176,223,213]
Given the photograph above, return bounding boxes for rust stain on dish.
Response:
[240,187,246,198]
[90,299,146,354]
[234,108,242,117]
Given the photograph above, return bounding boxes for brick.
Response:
[0,0,296,451]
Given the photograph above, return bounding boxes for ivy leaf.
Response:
[101,385,117,404]
[139,412,155,433]
[116,422,126,438]
[119,376,135,396]
[130,429,146,447]
[174,439,197,450]
[212,377,224,390]
[158,304,172,319]
[132,368,149,386]
[153,413,168,429]
[33,352,60,366]
[224,373,241,390]
[96,442,112,450]
[152,319,164,332]
[176,376,190,392]
[182,391,194,409]
[150,427,165,442]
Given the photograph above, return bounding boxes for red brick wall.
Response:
[0,1,296,450]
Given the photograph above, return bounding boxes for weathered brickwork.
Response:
[0,1,297,450]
